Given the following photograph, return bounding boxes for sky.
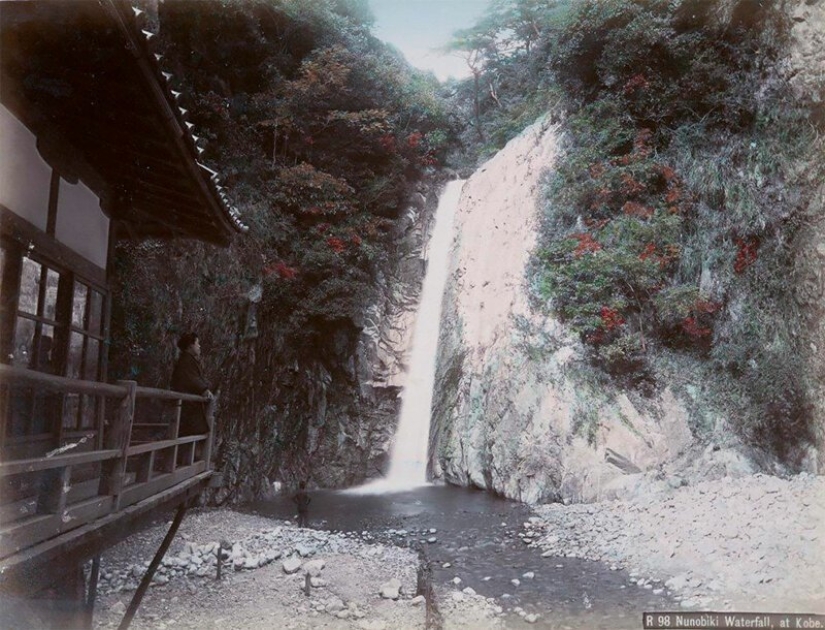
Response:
[369,0,490,81]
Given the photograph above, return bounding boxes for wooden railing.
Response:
[0,365,216,561]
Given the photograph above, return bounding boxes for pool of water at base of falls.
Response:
[244,483,676,629]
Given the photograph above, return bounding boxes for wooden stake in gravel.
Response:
[216,540,230,580]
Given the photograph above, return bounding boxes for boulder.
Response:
[379,577,402,600]
[325,597,345,613]
[282,556,302,574]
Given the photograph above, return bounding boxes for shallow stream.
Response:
[246,483,676,629]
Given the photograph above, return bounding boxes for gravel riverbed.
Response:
[93,510,425,630]
[531,472,824,614]
[91,472,823,630]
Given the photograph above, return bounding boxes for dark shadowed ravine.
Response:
[245,484,675,629]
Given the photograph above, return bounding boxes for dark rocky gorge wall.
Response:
[309,186,440,488]
[222,181,441,501]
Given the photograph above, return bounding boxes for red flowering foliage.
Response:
[600,306,625,330]
[693,299,720,315]
[620,173,646,196]
[419,151,438,167]
[623,73,649,95]
[316,222,331,234]
[657,164,678,182]
[639,242,680,268]
[639,242,657,261]
[326,236,346,253]
[681,298,720,339]
[665,187,682,205]
[378,134,396,152]
[572,232,602,257]
[633,128,653,156]
[350,233,362,246]
[263,261,298,279]
[661,244,681,264]
[585,217,610,230]
[734,236,760,273]
[589,162,606,178]
[623,201,654,219]
[406,131,423,149]
[682,316,711,339]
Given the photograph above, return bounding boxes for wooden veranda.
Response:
[0,364,217,600]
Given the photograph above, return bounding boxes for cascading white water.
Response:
[349,179,465,494]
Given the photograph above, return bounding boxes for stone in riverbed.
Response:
[243,558,259,570]
[380,578,402,600]
[282,557,302,574]
[326,598,345,613]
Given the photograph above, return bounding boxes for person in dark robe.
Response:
[170,332,213,436]
[292,481,311,527]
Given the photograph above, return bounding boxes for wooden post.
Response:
[84,555,101,629]
[101,380,136,510]
[117,503,187,630]
[170,400,181,471]
[204,395,217,470]
[135,451,154,483]
[36,465,71,515]
[216,540,228,581]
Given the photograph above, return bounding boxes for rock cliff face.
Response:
[431,118,694,504]
[302,184,440,488]
[788,0,825,474]
[429,2,825,502]
[430,115,817,504]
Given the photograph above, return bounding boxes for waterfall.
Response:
[350,179,464,494]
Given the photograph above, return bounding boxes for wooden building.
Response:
[0,1,245,626]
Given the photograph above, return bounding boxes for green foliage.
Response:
[445,0,825,464]
[523,0,824,463]
[109,0,458,496]
[443,0,570,161]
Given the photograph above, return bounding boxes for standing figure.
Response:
[170,332,214,436]
[293,481,311,528]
